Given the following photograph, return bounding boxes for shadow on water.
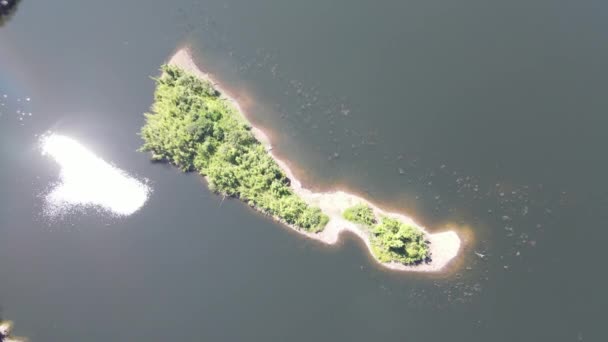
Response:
[0,0,22,27]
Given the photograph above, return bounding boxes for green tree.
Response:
[370,217,429,264]
[140,65,328,232]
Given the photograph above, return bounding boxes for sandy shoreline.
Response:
[167,47,461,272]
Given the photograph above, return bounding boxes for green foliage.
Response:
[343,204,377,226]
[140,65,328,231]
[342,204,428,264]
[370,217,429,264]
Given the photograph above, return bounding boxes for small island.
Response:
[140,47,461,272]
[343,204,429,264]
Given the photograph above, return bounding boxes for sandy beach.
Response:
[167,47,462,272]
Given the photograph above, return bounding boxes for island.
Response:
[140,47,461,272]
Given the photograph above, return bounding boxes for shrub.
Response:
[343,204,429,264]
[370,217,429,264]
[343,204,376,226]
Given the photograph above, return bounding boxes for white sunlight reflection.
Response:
[41,133,150,217]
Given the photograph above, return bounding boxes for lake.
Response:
[1,0,606,341]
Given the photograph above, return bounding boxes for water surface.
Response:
[1,0,606,341]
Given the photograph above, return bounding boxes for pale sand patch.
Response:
[167,47,462,272]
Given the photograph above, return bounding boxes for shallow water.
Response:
[1,0,606,341]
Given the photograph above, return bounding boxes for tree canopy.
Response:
[371,217,429,264]
[342,204,429,264]
[140,65,328,232]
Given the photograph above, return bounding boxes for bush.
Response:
[140,65,328,231]
[343,204,429,264]
[343,204,376,226]
[370,217,429,264]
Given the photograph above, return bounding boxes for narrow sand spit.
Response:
[167,47,461,272]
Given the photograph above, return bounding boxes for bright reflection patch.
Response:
[41,134,150,217]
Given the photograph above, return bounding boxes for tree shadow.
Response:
[0,0,22,27]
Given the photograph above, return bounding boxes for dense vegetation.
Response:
[140,65,328,232]
[371,217,429,264]
[342,203,376,226]
[343,204,429,264]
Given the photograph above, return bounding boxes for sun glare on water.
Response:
[41,133,151,217]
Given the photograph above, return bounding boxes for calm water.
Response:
[1,0,606,341]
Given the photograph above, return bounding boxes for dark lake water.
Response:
[1,0,606,341]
